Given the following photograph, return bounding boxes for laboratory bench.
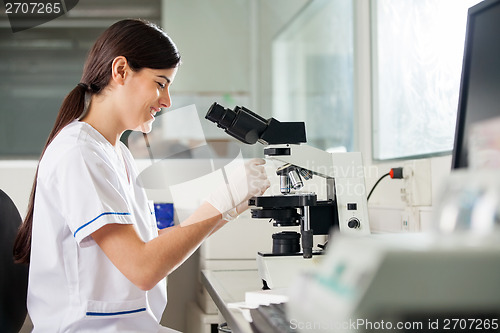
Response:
[201,269,264,333]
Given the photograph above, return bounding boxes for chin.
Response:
[134,120,154,133]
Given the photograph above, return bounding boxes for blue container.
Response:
[154,203,174,229]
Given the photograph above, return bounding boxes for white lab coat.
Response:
[28,120,169,332]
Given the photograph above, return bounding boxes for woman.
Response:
[13,19,269,332]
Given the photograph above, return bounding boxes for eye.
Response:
[157,82,166,89]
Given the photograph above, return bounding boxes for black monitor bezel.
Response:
[452,0,500,169]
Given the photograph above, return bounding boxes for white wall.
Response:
[0,161,37,217]
[162,0,309,113]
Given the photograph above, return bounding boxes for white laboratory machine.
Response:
[287,232,500,332]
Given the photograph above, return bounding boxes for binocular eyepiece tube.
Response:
[205,102,307,145]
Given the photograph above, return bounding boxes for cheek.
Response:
[128,84,158,108]
[140,83,160,103]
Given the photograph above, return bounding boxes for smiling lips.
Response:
[150,106,161,118]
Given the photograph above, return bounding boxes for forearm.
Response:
[147,202,228,276]
[93,201,225,290]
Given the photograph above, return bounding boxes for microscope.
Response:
[205,103,370,289]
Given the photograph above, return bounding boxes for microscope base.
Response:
[256,252,324,290]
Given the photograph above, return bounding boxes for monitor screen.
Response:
[452,0,500,169]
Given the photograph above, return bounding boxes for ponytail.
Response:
[13,84,89,264]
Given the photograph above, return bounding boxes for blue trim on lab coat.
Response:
[86,307,147,316]
[74,212,131,237]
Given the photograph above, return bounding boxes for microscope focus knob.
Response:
[348,218,360,229]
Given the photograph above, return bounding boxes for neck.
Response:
[80,96,124,146]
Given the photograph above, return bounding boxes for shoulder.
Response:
[39,121,115,179]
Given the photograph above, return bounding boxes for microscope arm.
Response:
[265,143,371,236]
[265,144,334,178]
[265,144,365,179]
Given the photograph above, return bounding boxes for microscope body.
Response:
[250,144,371,289]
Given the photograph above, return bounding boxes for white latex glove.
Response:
[206,158,270,221]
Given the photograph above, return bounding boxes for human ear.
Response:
[111,56,130,85]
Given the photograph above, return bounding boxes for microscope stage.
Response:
[249,193,317,208]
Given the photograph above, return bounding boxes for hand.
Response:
[206,158,270,220]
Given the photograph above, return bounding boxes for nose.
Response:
[159,87,172,109]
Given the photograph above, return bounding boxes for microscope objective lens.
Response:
[288,169,303,190]
[299,168,313,180]
[280,175,291,194]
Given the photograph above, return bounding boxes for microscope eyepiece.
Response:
[205,102,236,129]
[205,102,307,145]
[205,102,268,144]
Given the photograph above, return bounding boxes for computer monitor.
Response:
[452,0,500,169]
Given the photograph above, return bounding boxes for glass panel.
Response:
[372,0,482,160]
[0,0,161,158]
[273,0,354,152]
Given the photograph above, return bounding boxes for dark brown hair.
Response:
[13,19,181,264]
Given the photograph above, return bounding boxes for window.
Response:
[272,0,354,152]
[372,0,482,160]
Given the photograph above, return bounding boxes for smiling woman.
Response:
[11,18,270,333]
[12,19,182,332]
